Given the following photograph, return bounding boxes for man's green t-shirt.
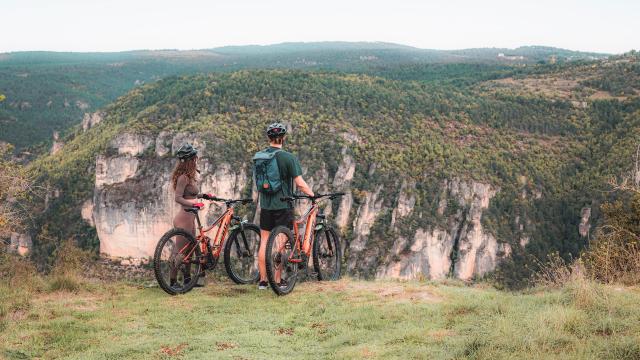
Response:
[258,146,303,210]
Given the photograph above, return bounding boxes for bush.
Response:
[582,195,640,285]
[47,273,81,292]
[50,239,95,276]
[533,252,585,288]
[0,248,43,292]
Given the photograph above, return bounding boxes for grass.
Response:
[1,278,639,360]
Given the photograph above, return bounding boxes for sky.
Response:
[1,0,638,54]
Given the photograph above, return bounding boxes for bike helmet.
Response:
[266,122,287,138]
[176,143,198,161]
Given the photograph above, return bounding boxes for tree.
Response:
[0,143,31,237]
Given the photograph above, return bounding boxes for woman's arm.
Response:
[174,175,197,207]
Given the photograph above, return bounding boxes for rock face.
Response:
[82,112,103,131]
[90,132,246,259]
[579,207,591,237]
[50,131,64,155]
[88,133,514,279]
[9,232,32,256]
[333,150,356,231]
[376,179,510,281]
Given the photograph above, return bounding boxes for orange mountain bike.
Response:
[153,196,259,295]
[265,192,344,296]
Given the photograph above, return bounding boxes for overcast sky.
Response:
[1,0,638,54]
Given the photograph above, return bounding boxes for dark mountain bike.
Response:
[265,193,344,296]
[154,196,260,295]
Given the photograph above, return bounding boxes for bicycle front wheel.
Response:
[313,227,342,281]
[224,223,261,284]
[153,228,202,295]
[265,226,298,296]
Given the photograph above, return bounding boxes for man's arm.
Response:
[293,176,314,197]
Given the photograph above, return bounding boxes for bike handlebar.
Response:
[280,192,345,202]
[209,197,253,205]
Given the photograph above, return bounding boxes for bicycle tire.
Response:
[312,227,342,281]
[265,225,298,296]
[153,228,202,295]
[223,223,261,284]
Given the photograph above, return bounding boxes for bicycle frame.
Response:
[179,205,235,264]
[289,201,319,263]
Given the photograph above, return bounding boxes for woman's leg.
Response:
[171,212,195,285]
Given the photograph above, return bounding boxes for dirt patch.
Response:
[361,348,376,358]
[299,280,442,303]
[160,343,188,356]
[310,322,328,334]
[275,327,294,336]
[33,292,102,312]
[216,341,238,351]
[429,329,456,340]
[8,309,28,321]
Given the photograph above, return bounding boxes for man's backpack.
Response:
[252,149,283,194]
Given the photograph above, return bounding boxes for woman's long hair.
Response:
[171,156,198,190]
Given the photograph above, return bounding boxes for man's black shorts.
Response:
[260,208,294,231]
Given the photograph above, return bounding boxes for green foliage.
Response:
[0,44,609,151]
[18,55,640,286]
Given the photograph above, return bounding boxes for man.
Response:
[253,122,314,290]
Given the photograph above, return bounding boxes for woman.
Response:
[170,143,206,288]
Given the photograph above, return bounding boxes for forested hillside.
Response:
[0,43,607,152]
[21,52,639,286]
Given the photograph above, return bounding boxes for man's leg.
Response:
[258,229,270,282]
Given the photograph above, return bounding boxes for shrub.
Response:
[533,252,586,288]
[50,239,95,276]
[47,273,81,292]
[582,195,640,285]
[0,248,43,292]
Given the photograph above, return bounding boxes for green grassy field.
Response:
[1,277,640,360]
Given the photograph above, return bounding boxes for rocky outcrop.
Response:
[95,155,140,187]
[50,131,64,155]
[390,180,416,227]
[377,179,511,281]
[81,111,103,131]
[579,207,591,237]
[9,232,32,256]
[81,199,94,227]
[90,132,246,259]
[109,133,153,156]
[332,149,356,231]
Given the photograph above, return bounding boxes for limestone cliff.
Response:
[87,132,514,279]
[375,179,511,281]
[89,132,246,259]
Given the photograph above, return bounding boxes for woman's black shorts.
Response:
[259,208,294,231]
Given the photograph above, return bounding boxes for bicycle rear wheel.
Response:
[265,226,298,296]
[313,227,342,281]
[224,223,261,284]
[153,228,202,295]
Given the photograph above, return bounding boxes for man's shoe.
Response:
[277,279,288,288]
[258,281,268,290]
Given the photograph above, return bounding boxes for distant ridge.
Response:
[1,41,611,58]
